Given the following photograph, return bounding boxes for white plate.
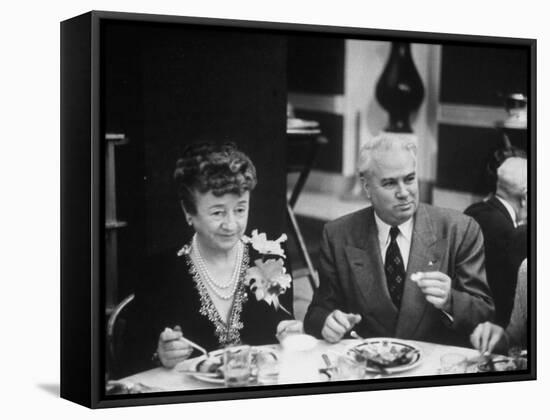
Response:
[346,338,423,374]
[178,346,279,385]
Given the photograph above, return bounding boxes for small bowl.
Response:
[280,333,318,352]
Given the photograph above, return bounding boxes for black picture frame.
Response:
[60,10,536,409]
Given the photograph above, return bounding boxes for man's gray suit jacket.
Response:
[304,204,495,347]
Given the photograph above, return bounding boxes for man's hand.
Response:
[321,310,362,343]
[470,321,505,354]
[157,326,193,369]
[411,271,452,312]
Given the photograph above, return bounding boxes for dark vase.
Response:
[375,42,425,133]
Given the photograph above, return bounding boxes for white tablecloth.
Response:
[119,338,484,392]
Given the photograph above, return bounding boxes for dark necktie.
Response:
[385,226,406,308]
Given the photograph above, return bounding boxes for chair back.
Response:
[106,293,135,379]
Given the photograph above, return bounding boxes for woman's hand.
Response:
[276,320,303,340]
[157,326,193,369]
[470,321,506,354]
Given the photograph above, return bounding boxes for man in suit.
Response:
[304,134,494,347]
[464,156,527,327]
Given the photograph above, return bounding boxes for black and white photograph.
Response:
[5,0,548,418]
[60,10,535,406]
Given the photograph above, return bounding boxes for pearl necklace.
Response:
[192,235,243,300]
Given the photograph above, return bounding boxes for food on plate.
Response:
[477,356,518,372]
[190,348,278,381]
[196,356,224,377]
[349,341,418,369]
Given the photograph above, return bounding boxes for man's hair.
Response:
[357,133,418,178]
[496,156,527,198]
[486,145,527,193]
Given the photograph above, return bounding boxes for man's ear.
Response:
[521,193,527,208]
[520,188,528,206]
[360,175,371,200]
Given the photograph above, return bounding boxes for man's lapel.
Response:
[344,207,398,333]
[395,204,441,338]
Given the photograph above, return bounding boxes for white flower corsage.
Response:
[242,229,288,258]
[242,230,292,314]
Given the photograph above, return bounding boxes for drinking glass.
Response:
[335,354,366,380]
[439,353,467,374]
[223,345,252,387]
[256,351,280,385]
[508,347,527,370]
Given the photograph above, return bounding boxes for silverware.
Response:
[482,351,495,371]
[465,354,485,366]
[173,326,210,358]
[319,353,336,379]
[350,330,364,340]
[180,336,209,358]
[322,353,332,368]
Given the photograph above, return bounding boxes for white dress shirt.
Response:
[374,212,414,269]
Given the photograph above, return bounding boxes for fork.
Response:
[350,330,364,340]
[180,336,210,358]
[172,326,210,358]
[319,353,336,379]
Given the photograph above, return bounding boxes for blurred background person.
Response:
[465,155,527,327]
[484,143,527,199]
[470,259,528,354]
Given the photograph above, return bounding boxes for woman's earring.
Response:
[187,219,192,226]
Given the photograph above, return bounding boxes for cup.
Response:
[508,347,527,370]
[278,335,321,384]
[223,345,252,387]
[256,351,280,385]
[334,354,366,380]
[439,353,467,374]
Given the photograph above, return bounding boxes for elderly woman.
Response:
[124,143,302,373]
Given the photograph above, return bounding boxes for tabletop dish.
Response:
[477,355,519,372]
[178,346,278,385]
[346,338,423,374]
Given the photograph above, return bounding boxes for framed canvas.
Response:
[60,10,536,408]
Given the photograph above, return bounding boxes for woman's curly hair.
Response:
[174,142,257,214]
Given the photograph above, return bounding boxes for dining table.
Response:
[116,337,508,393]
